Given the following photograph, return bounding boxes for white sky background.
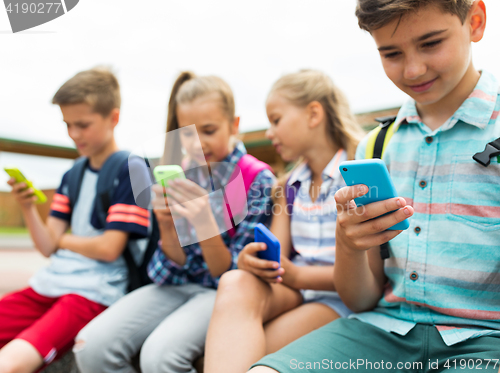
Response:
[0,0,499,191]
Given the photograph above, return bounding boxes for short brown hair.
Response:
[355,0,474,32]
[52,67,121,117]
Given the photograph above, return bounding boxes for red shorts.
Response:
[0,287,106,364]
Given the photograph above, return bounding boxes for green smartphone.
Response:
[4,167,47,204]
[153,165,186,189]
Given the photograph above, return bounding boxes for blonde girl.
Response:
[74,72,275,373]
[204,70,365,373]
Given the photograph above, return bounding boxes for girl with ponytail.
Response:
[75,71,275,373]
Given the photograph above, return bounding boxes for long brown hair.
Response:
[162,71,236,165]
[166,72,235,133]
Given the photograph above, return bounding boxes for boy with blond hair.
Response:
[250,1,500,372]
[0,68,150,373]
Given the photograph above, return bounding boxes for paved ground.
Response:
[0,235,49,296]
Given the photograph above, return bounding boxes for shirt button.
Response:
[410,271,419,281]
[419,180,427,188]
[414,226,421,234]
[425,136,433,144]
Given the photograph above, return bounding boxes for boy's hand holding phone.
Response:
[7,178,38,208]
[334,184,414,253]
[5,167,47,207]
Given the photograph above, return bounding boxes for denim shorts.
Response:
[300,289,352,318]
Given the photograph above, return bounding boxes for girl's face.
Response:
[265,92,311,162]
[177,93,238,165]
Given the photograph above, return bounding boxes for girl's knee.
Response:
[214,270,269,315]
[218,270,264,297]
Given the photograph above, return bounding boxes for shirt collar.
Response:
[287,148,346,186]
[393,70,499,132]
[208,141,247,189]
[184,141,247,190]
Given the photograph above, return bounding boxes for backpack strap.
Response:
[93,151,143,293]
[285,179,301,216]
[237,154,273,193]
[125,212,159,292]
[365,116,397,261]
[94,151,131,227]
[66,157,89,210]
[365,116,397,160]
[225,154,273,238]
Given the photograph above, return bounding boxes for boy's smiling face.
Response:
[371,2,485,112]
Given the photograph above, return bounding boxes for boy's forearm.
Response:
[334,244,385,312]
[21,206,59,257]
[60,230,128,262]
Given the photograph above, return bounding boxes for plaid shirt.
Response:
[147,142,274,288]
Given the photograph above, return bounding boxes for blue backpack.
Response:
[66,151,159,292]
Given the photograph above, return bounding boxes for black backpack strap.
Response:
[125,213,159,292]
[379,243,390,260]
[66,157,89,210]
[140,213,159,285]
[95,151,131,227]
[373,116,397,260]
[373,116,397,160]
[94,151,137,292]
[123,246,142,292]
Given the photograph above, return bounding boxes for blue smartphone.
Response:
[339,159,409,230]
[254,223,281,265]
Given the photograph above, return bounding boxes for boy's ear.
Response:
[469,0,486,43]
[109,108,120,128]
[231,116,240,135]
[307,101,324,129]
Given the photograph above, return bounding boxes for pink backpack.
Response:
[223,154,273,237]
[180,154,272,237]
